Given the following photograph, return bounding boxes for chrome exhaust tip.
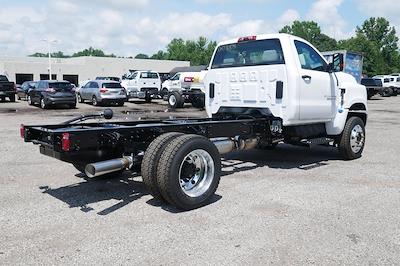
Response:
[85,157,133,178]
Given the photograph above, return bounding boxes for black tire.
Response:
[258,142,278,150]
[192,97,205,108]
[77,93,84,103]
[338,117,366,160]
[40,98,47,109]
[141,132,184,201]
[156,134,221,210]
[0,97,4,102]
[117,101,124,106]
[9,94,16,102]
[92,96,99,106]
[168,92,183,109]
[145,96,152,103]
[69,104,76,109]
[161,88,169,97]
[27,95,33,105]
[72,163,124,178]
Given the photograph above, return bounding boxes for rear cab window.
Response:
[211,38,285,69]
[140,72,159,79]
[0,75,9,82]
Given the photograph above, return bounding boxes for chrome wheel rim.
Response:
[169,95,176,106]
[92,97,97,105]
[350,124,364,154]
[178,149,214,197]
[27,96,31,105]
[40,99,45,108]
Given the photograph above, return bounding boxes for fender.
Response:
[326,74,367,135]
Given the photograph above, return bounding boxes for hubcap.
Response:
[28,96,31,104]
[41,99,45,108]
[350,124,365,154]
[92,97,97,105]
[169,95,176,106]
[178,149,214,197]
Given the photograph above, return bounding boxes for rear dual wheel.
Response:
[142,133,221,210]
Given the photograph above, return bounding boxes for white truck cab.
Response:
[161,71,207,94]
[204,33,367,159]
[121,70,161,102]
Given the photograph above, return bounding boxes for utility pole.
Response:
[42,39,58,80]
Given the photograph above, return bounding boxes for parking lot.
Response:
[0,97,399,265]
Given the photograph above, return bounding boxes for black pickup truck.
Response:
[361,78,384,100]
[0,75,16,102]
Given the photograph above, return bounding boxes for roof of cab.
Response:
[216,33,295,46]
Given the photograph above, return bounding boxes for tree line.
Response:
[30,17,399,76]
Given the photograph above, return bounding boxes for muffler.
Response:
[85,157,133,178]
[213,137,259,155]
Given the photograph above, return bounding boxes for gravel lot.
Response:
[0,97,399,265]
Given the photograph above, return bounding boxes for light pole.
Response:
[42,39,58,80]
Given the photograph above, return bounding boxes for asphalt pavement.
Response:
[0,97,399,265]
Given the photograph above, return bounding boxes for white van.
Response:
[121,71,161,102]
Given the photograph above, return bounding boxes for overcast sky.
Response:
[0,0,398,57]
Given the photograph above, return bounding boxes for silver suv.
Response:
[77,80,127,106]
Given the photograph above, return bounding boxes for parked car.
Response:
[17,81,37,100]
[77,80,126,106]
[0,75,16,102]
[27,80,76,109]
[121,71,160,102]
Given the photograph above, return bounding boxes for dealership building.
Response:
[0,56,190,85]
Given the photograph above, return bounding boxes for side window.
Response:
[132,72,138,79]
[294,41,327,72]
[37,81,45,90]
[93,82,99,88]
[172,74,180,81]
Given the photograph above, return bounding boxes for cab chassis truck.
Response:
[22,34,368,210]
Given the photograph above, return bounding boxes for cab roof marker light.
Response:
[238,36,257,42]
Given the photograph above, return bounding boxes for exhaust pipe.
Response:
[213,137,259,154]
[85,157,133,178]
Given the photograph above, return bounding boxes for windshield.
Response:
[140,72,159,79]
[103,83,123,88]
[211,39,285,69]
[0,75,9,82]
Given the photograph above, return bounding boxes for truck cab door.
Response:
[294,40,336,122]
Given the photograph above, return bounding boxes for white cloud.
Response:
[307,0,351,39]
[227,20,267,37]
[278,9,300,27]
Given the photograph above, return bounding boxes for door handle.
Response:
[302,75,312,80]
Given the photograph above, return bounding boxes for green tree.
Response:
[151,50,169,60]
[135,53,149,59]
[356,17,399,73]
[72,47,116,57]
[280,20,337,51]
[338,34,386,76]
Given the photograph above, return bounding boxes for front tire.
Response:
[168,92,183,109]
[27,95,33,105]
[40,98,47,109]
[338,117,365,160]
[77,93,84,103]
[9,94,16,102]
[92,96,99,106]
[156,134,221,210]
